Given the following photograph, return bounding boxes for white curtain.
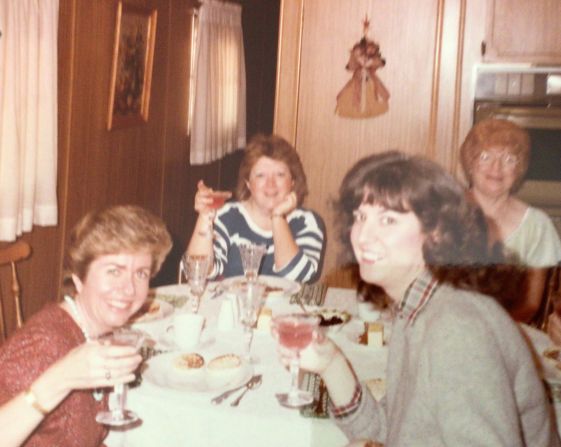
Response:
[0,0,59,241]
[189,0,246,165]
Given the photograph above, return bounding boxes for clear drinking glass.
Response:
[271,313,320,408]
[239,243,266,282]
[182,254,210,313]
[95,328,145,426]
[235,281,266,363]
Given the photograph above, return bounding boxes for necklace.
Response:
[64,295,91,340]
[63,296,103,401]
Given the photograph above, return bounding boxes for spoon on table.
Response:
[230,375,263,407]
[211,374,262,405]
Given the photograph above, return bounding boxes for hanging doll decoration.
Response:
[335,16,390,119]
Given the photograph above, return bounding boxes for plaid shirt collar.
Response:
[396,270,440,326]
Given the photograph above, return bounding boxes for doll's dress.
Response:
[336,66,389,119]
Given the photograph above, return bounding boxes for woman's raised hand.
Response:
[272,191,297,218]
[54,341,142,391]
[194,180,215,216]
[276,330,340,376]
[194,180,232,217]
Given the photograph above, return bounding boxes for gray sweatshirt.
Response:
[335,281,560,446]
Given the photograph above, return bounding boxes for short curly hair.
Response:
[459,118,530,192]
[65,205,172,281]
[235,134,308,205]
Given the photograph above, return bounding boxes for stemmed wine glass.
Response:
[239,243,266,282]
[95,328,145,426]
[271,313,320,408]
[182,254,210,313]
[234,281,266,363]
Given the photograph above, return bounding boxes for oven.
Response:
[473,65,561,236]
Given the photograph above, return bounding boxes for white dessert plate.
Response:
[221,275,301,298]
[143,350,253,393]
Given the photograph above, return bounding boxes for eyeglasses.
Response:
[477,150,519,168]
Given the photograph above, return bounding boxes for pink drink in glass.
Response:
[271,313,320,408]
[276,319,315,350]
[208,191,231,209]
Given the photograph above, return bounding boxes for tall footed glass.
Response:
[95,328,145,426]
[271,313,320,408]
[234,281,266,363]
[239,243,266,282]
[182,254,210,313]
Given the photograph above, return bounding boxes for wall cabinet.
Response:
[483,0,561,64]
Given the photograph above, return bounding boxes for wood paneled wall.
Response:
[275,0,488,287]
[0,0,279,340]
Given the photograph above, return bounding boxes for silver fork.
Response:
[230,375,262,406]
[294,292,309,314]
[211,374,262,405]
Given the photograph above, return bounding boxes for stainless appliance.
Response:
[473,65,561,235]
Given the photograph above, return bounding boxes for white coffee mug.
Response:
[168,312,205,350]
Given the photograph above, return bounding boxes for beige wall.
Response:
[275,0,488,286]
[0,0,278,340]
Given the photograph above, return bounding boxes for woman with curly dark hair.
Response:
[282,151,559,446]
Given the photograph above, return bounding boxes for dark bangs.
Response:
[360,166,414,214]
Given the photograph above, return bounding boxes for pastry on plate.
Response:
[206,354,243,388]
[173,353,205,370]
[207,353,242,371]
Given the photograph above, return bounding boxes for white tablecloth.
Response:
[105,285,388,447]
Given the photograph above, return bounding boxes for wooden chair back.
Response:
[0,240,32,341]
[538,263,561,331]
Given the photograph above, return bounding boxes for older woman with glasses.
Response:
[460,118,561,323]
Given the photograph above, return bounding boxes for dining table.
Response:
[105,279,389,447]
[104,279,561,447]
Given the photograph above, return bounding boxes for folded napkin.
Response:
[300,372,329,419]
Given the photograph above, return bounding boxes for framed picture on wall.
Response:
[107,2,157,130]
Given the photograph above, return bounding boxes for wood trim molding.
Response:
[273,0,304,146]
[450,0,467,171]
[428,0,446,158]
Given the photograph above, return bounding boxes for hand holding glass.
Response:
[235,282,266,362]
[239,243,266,282]
[182,254,209,313]
[207,190,232,210]
[95,328,145,426]
[271,313,320,408]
